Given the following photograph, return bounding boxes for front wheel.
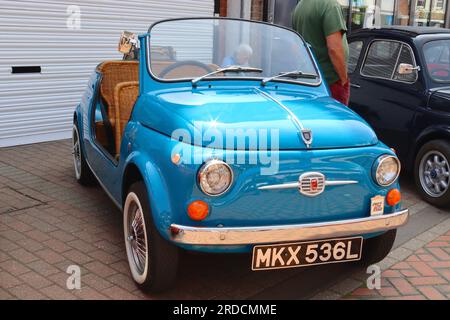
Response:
[123,181,179,292]
[359,229,396,266]
[414,140,450,207]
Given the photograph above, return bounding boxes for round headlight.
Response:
[198,160,233,196]
[374,155,401,186]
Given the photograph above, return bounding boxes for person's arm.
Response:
[326,31,348,85]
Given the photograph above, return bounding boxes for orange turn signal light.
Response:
[187,200,209,221]
[386,188,401,206]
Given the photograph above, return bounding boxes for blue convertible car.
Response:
[73,18,409,292]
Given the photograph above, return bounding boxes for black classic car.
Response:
[348,26,450,207]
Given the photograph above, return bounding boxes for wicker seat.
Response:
[97,61,139,129]
[113,81,139,156]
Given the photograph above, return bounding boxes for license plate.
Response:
[252,237,363,271]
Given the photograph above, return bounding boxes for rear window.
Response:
[361,40,417,83]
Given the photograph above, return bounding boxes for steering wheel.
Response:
[159,60,214,78]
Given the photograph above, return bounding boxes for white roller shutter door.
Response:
[0,0,214,147]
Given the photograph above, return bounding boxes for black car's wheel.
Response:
[123,181,179,292]
[414,140,450,207]
[359,229,396,266]
[72,123,95,185]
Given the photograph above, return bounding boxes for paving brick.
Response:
[389,278,418,295]
[381,270,402,278]
[0,271,23,289]
[0,287,15,300]
[418,286,446,300]
[62,249,94,265]
[377,286,400,297]
[349,287,379,297]
[408,276,447,286]
[102,285,140,300]
[67,239,97,253]
[88,250,121,265]
[27,260,60,277]
[73,286,108,300]
[43,238,72,253]
[25,229,52,242]
[9,284,48,300]
[400,269,421,277]
[34,249,66,264]
[0,260,30,276]
[19,272,53,289]
[84,261,117,277]
[40,285,77,300]
[391,262,411,270]
[82,273,115,291]
[428,247,450,261]
[8,248,38,264]
[409,261,438,277]
[386,295,426,300]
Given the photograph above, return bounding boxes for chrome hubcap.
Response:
[126,199,148,276]
[72,126,81,179]
[419,150,450,197]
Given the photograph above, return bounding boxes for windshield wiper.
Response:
[192,65,263,87]
[261,70,318,86]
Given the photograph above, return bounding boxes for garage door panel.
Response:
[0,0,213,147]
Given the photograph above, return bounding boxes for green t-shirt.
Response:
[292,0,349,85]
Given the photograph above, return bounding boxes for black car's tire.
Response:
[414,140,450,207]
[72,123,95,186]
[123,181,179,292]
[359,229,396,267]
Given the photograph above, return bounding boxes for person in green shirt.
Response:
[292,0,350,105]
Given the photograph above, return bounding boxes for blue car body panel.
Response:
[74,28,402,254]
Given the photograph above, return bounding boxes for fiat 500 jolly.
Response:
[73,18,409,292]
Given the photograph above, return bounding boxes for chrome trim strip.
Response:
[170,209,409,245]
[257,179,358,190]
[254,88,311,148]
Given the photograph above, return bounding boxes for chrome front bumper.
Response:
[170,209,409,245]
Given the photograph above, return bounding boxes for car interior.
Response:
[94,59,219,160]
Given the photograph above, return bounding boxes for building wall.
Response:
[0,0,214,147]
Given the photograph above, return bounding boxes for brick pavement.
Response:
[343,229,450,300]
[1,140,449,300]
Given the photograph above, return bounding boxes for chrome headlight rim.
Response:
[197,159,234,197]
[373,154,401,187]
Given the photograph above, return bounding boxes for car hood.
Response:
[138,87,378,150]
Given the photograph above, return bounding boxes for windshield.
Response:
[148,18,320,85]
[423,39,450,83]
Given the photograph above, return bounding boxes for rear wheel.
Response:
[359,229,396,266]
[414,140,450,207]
[72,123,95,185]
[123,181,179,292]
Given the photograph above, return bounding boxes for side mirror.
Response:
[118,31,138,54]
[397,63,420,75]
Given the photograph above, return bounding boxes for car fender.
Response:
[413,125,450,165]
[122,150,174,241]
